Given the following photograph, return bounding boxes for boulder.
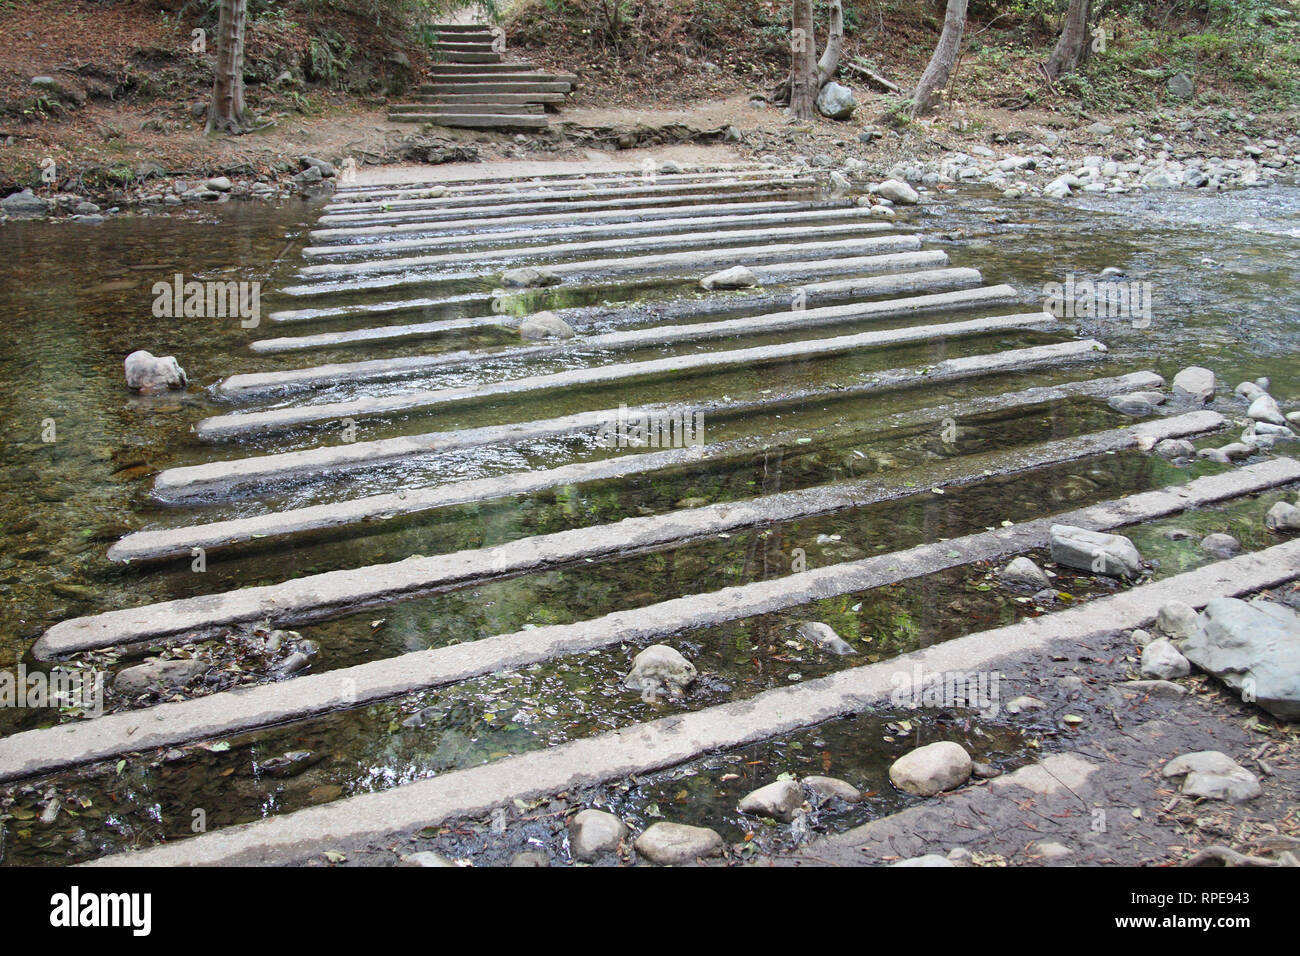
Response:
[816,82,856,120]
[624,644,697,699]
[1167,73,1195,99]
[1140,638,1190,680]
[568,809,627,861]
[501,266,562,288]
[875,179,919,205]
[124,350,187,392]
[888,741,972,797]
[700,265,758,291]
[299,155,337,178]
[1162,751,1260,803]
[1171,366,1216,403]
[1048,525,1143,579]
[795,621,855,656]
[1248,394,1287,426]
[1156,600,1199,640]
[517,311,575,341]
[738,779,805,821]
[1177,597,1300,719]
[1,188,50,218]
[634,822,723,865]
[1001,556,1050,590]
[1265,501,1300,532]
[115,657,209,695]
[802,776,862,803]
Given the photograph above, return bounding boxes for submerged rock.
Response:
[803,775,862,803]
[1049,525,1143,579]
[1001,556,1050,590]
[795,621,855,656]
[1177,597,1300,719]
[624,644,697,699]
[888,741,972,797]
[634,822,723,865]
[501,266,562,288]
[1154,438,1196,460]
[738,779,805,821]
[568,809,627,861]
[517,311,575,341]
[1162,751,1260,803]
[124,350,187,393]
[1199,532,1240,558]
[700,265,758,291]
[115,658,209,695]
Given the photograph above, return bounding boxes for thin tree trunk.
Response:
[787,0,818,121]
[910,0,967,117]
[207,0,248,134]
[816,0,844,87]
[1044,0,1092,81]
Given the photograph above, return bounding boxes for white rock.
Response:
[1266,501,1300,532]
[1156,600,1199,640]
[1001,556,1050,590]
[1248,394,1287,426]
[568,809,628,861]
[1049,525,1143,579]
[891,854,954,867]
[875,179,919,205]
[699,265,758,290]
[738,779,805,821]
[889,741,972,797]
[1140,638,1191,680]
[124,350,187,393]
[624,645,697,699]
[1162,750,1261,803]
[517,311,574,341]
[1171,366,1216,403]
[803,776,862,803]
[795,621,855,656]
[634,822,723,865]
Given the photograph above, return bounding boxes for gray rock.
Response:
[1156,600,1199,640]
[568,809,627,861]
[803,776,862,803]
[1049,525,1143,579]
[1108,394,1154,416]
[273,651,312,676]
[700,265,758,290]
[1235,381,1266,403]
[1154,438,1196,460]
[115,658,209,695]
[1,188,50,217]
[816,82,857,120]
[1162,750,1260,803]
[634,822,723,865]
[1034,841,1074,860]
[795,621,855,656]
[1248,394,1287,426]
[1178,597,1300,719]
[889,741,972,797]
[1172,366,1216,403]
[1111,679,1187,700]
[124,350,187,392]
[875,179,919,205]
[1086,122,1114,136]
[501,266,562,288]
[1140,637,1190,680]
[404,851,454,867]
[624,644,697,699]
[1005,695,1046,714]
[1199,533,1240,558]
[299,155,337,178]
[1001,556,1050,590]
[1265,501,1300,532]
[510,850,549,867]
[205,176,233,192]
[1167,73,1195,99]
[517,311,575,341]
[738,779,805,821]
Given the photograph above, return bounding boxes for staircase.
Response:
[389,23,577,131]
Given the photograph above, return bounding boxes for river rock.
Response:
[624,644,697,698]
[1171,366,1216,403]
[795,621,855,655]
[1140,637,1190,680]
[1178,597,1300,719]
[205,176,232,192]
[700,265,758,290]
[1001,556,1050,590]
[875,179,919,205]
[1154,438,1196,460]
[1235,381,1266,403]
[1048,525,1142,579]
[634,822,723,865]
[518,311,575,340]
[889,741,972,797]
[510,850,550,867]
[1199,533,1240,558]
[738,779,805,821]
[501,266,562,288]
[1248,394,1287,426]
[404,851,454,867]
[1266,501,1300,532]
[1,188,51,217]
[1005,695,1046,714]
[1156,600,1199,640]
[891,854,954,867]
[568,809,627,860]
[1162,751,1260,803]
[115,657,210,695]
[803,775,862,802]
[816,81,856,120]
[1108,393,1154,416]
[299,155,337,178]
[124,350,187,392]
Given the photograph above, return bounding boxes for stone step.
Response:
[198,310,1050,440]
[400,92,566,106]
[388,112,549,129]
[420,72,577,85]
[389,102,546,116]
[422,62,538,73]
[419,81,573,95]
[428,50,503,63]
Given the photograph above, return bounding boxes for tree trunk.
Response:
[207,0,249,134]
[787,0,818,121]
[910,0,968,118]
[816,0,844,87]
[1044,0,1092,81]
